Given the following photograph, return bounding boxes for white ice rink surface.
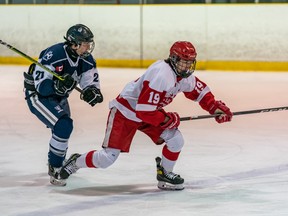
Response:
[1,65,288,216]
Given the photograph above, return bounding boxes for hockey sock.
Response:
[48,134,68,168]
[161,145,180,172]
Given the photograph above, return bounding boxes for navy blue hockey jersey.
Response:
[33,43,100,96]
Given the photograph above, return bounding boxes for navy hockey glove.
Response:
[80,86,103,107]
[54,74,77,96]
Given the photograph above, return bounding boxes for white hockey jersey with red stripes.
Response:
[109,60,215,127]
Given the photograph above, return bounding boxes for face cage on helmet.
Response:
[170,56,197,78]
[79,41,95,58]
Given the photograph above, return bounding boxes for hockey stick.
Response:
[0,39,82,93]
[180,106,288,121]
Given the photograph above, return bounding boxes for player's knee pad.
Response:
[53,115,73,139]
[161,129,184,152]
[94,148,120,169]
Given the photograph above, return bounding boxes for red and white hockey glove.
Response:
[160,112,180,129]
[209,100,233,124]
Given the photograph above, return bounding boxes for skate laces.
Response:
[64,160,79,174]
[163,169,179,180]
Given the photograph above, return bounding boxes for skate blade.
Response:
[50,176,66,186]
[157,181,184,191]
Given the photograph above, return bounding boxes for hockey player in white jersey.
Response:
[59,41,232,190]
[23,24,103,186]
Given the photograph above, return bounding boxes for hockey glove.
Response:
[209,100,233,123]
[160,112,180,129]
[54,74,77,96]
[80,86,103,107]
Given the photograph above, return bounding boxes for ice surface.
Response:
[1,65,288,216]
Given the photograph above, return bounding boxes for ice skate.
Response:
[48,164,66,186]
[59,153,81,180]
[155,157,184,191]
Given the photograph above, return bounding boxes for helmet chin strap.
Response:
[66,45,79,60]
[79,52,90,58]
[179,70,192,78]
[175,68,191,78]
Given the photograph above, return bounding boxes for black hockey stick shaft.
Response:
[180,106,288,121]
[0,39,82,93]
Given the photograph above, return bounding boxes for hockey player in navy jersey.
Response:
[23,24,103,186]
[59,41,233,190]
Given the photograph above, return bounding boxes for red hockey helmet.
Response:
[169,41,197,78]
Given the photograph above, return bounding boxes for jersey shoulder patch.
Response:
[40,43,66,65]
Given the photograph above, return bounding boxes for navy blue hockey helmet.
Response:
[64,24,95,58]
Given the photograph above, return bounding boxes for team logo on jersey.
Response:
[56,65,63,72]
[54,105,63,113]
[43,51,53,61]
[159,89,178,108]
